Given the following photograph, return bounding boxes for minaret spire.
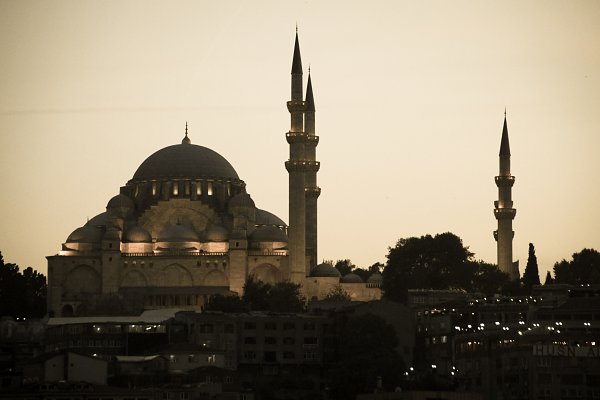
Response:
[304,69,320,270]
[494,113,517,280]
[286,30,307,282]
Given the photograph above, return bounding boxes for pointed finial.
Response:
[182,121,191,144]
[296,23,298,34]
[504,107,507,118]
[308,64,311,75]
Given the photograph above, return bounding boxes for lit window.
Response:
[207,182,213,196]
[172,182,178,196]
[152,182,157,196]
[196,181,202,195]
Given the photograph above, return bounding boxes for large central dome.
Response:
[131,142,239,181]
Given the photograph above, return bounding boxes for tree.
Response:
[329,313,404,400]
[544,271,553,285]
[522,243,540,291]
[554,248,600,284]
[267,281,306,313]
[241,276,306,313]
[323,285,351,303]
[204,294,246,313]
[382,233,475,302]
[0,252,47,318]
[471,261,510,296]
[241,275,271,311]
[334,259,355,276]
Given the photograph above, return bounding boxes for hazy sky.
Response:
[1,0,599,281]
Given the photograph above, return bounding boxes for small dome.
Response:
[157,224,199,242]
[66,224,103,243]
[341,273,364,284]
[367,273,383,284]
[311,263,341,278]
[124,225,152,243]
[256,209,287,227]
[107,194,135,218]
[88,212,108,227]
[249,226,288,243]
[229,192,255,208]
[205,225,229,242]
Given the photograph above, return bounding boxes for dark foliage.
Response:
[471,261,510,296]
[522,243,540,291]
[544,271,553,285]
[554,248,600,284]
[204,294,246,313]
[323,285,351,303]
[0,252,47,318]
[205,275,306,313]
[333,259,355,276]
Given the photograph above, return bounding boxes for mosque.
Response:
[46,33,382,317]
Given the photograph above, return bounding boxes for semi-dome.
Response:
[311,263,341,278]
[66,224,103,243]
[341,273,364,284]
[157,223,200,242]
[249,226,288,242]
[256,209,287,227]
[131,142,239,181]
[205,225,229,242]
[124,225,152,243]
[229,192,255,208]
[88,212,108,227]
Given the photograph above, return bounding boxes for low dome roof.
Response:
[311,263,341,278]
[124,225,152,243]
[131,142,239,182]
[157,224,199,242]
[229,192,255,208]
[67,224,103,243]
[249,226,288,242]
[367,273,383,284]
[205,225,229,242]
[341,273,364,284]
[107,194,134,210]
[256,209,287,227]
[88,212,108,227]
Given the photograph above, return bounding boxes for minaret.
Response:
[285,31,307,283]
[304,70,321,272]
[494,113,518,280]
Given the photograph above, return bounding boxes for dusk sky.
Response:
[1,0,599,280]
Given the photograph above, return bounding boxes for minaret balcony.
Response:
[306,135,319,145]
[494,208,516,220]
[305,186,321,198]
[286,131,308,144]
[287,100,306,113]
[495,175,515,187]
[285,160,320,172]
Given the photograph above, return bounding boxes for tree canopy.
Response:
[0,252,47,318]
[522,243,540,291]
[554,248,600,284]
[207,275,306,313]
[382,233,510,302]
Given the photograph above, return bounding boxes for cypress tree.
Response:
[522,243,540,291]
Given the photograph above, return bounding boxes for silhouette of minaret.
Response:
[304,70,320,271]
[285,31,307,282]
[494,112,518,280]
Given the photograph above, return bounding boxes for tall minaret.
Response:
[304,70,321,272]
[494,113,518,280]
[285,31,307,283]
